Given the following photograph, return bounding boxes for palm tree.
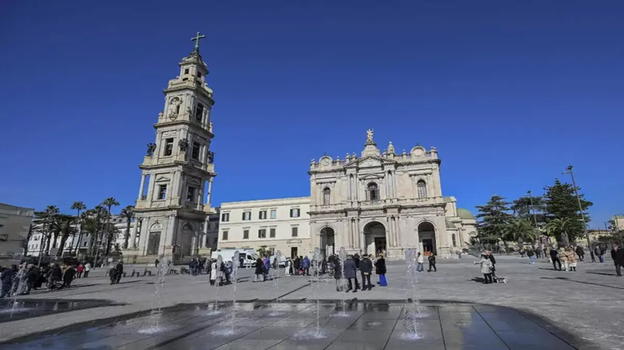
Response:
[52,214,77,257]
[87,206,107,260]
[120,205,134,249]
[504,218,537,246]
[546,217,572,247]
[42,205,59,254]
[102,197,120,256]
[70,201,86,255]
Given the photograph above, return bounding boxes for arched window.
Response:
[322,187,331,206]
[417,180,427,199]
[368,182,379,201]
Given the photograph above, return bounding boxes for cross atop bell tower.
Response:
[191,32,206,52]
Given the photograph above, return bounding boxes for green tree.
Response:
[102,197,120,256]
[504,218,537,245]
[511,194,545,227]
[120,205,134,249]
[51,214,77,257]
[545,217,573,247]
[543,179,592,244]
[70,201,86,255]
[476,195,513,250]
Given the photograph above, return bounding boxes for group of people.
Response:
[0,261,92,298]
[475,251,498,284]
[548,247,580,271]
[326,253,387,293]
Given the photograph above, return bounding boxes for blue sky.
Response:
[0,1,622,228]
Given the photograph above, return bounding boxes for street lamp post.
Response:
[564,165,591,249]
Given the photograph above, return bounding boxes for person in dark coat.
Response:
[293,257,301,276]
[374,255,387,286]
[353,253,361,269]
[610,243,624,277]
[359,255,373,291]
[575,245,585,262]
[343,255,359,293]
[115,262,123,284]
[26,265,40,292]
[550,247,562,271]
[254,258,264,282]
[427,253,437,272]
[48,264,63,290]
[62,265,76,288]
[109,266,117,285]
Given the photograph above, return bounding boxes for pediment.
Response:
[155,176,170,182]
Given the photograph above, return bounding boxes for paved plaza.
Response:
[0,255,622,349]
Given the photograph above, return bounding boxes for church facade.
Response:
[127,36,218,263]
[309,131,476,259]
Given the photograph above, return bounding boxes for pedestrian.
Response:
[360,254,373,291]
[285,258,291,276]
[567,247,577,272]
[209,259,217,286]
[610,243,624,277]
[76,263,84,278]
[115,261,123,284]
[0,265,16,298]
[353,253,361,270]
[333,257,343,291]
[83,262,91,278]
[416,252,424,272]
[343,255,359,293]
[263,256,271,281]
[599,245,607,263]
[62,264,76,288]
[594,246,602,263]
[303,256,311,276]
[527,247,537,264]
[374,254,387,287]
[155,258,160,269]
[293,256,300,276]
[476,253,493,284]
[575,245,585,262]
[550,247,562,271]
[109,265,117,285]
[427,252,437,272]
[48,263,62,290]
[255,257,264,282]
[26,265,40,293]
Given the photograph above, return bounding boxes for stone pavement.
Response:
[0,255,622,349]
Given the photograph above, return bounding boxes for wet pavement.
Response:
[0,299,116,323]
[0,300,585,350]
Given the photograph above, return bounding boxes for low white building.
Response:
[0,203,34,264]
[218,197,311,258]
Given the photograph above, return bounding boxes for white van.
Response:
[211,248,257,268]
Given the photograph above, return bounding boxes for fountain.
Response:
[269,250,284,317]
[229,251,239,334]
[206,255,222,316]
[138,256,169,334]
[402,248,426,340]
[333,247,349,317]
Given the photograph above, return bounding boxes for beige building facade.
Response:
[217,197,311,258]
[0,203,34,264]
[309,130,476,259]
[129,40,217,263]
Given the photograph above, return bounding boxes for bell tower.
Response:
[130,33,217,263]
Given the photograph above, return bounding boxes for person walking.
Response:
[476,253,493,284]
[567,247,577,271]
[575,245,585,262]
[26,265,40,293]
[115,261,123,284]
[427,252,437,272]
[83,262,91,278]
[374,254,387,286]
[254,257,264,282]
[550,247,562,271]
[109,265,117,285]
[209,259,217,286]
[527,247,536,264]
[416,252,424,272]
[610,243,624,277]
[62,264,76,288]
[561,247,570,271]
[48,263,63,290]
[76,263,84,278]
[343,255,359,293]
[359,255,373,291]
[594,246,602,263]
[302,256,311,276]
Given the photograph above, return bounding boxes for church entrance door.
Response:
[418,222,437,255]
[363,221,387,256]
[147,232,160,255]
[320,227,335,259]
